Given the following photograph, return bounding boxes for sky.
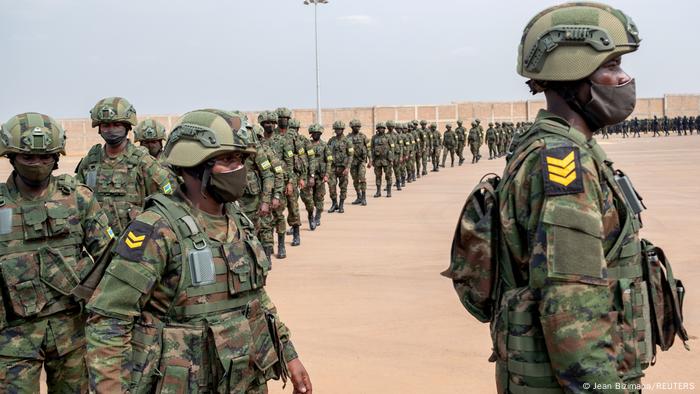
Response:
[1,0,699,120]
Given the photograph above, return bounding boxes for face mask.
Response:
[14,160,54,187]
[278,118,289,128]
[581,79,636,130]
[145,142,162,158]
[207,166,247,203]
[311,133,321,141]
[335,130,343,137]
[100,129,127,146]
[262,124,274,134]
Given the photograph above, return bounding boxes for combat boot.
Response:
[338,199,345,213]
[277,234,286,259]
[328,198,338,213]
[308,212,316,231]
[351,191,362,205]
[361,191,367,206]
[264,246,273,262]
[422,169,428,176]
[291,225,300,246]
[374,185,381,198]
[386,183,392,197]
[314,210,322,227]
[396,180,402,191]
[416,172,421,179]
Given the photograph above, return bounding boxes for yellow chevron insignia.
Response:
[125,231,145,248]
[546,151,575,168]
[542,147,583,195]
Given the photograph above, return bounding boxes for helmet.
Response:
[308,123,324,133]
[0,112,66,157]
[475,119,481,124]
[164,109,256,168]
[257,111,278,124]
[386,120,396,128]
[349,119,362,128]
[445,123,452,128]
[429,122,437,128]
[489,122,494,126]
[376,122,386,129]
[457,119,463,125]
[419,120,427,126]
[90,97,137,128]
[289,118,301,129]
[134,118,167,142]
[332,120,346,130]
[275,107,292,119]
[518,2,640,81]
[412,120,419,126]
[252,124,264,137]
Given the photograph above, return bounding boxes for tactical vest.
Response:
[123,194,286,393]
[371,134,391,164]
[349,133,368,163]
[329,136,349,168]
[308,140,328,177]
[492,119,654,393]
[0,175,91,329]
[80,143,148,234]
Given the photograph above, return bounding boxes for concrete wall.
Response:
[58,94,700,156]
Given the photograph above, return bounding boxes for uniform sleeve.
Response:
[283,139,297,185]
[306,140,318,178]
[142,155,175,196]
[256,150,274,205]
[344,139,353,167]
[76,185,114,258]
[268,151,285,199]
[508,143,621,392]
[86,211,172,393]
[258,289,298,362]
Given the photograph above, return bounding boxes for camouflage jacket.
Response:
[307,139,331,179]
[86,191,297,393]
[263,132,296,186]
[443,129,457,148]
[412,129,423,154]
[388,131,402,158]
[455,126,467,143]
[370,133,393,166]
[0,174,112,359]
[278,129,307,181]
[327,134,354,168]
[468,127,480,144]
[431,129,442,148]
[486,127,496,142]
[347,132,369,164]
[239,142,275,215]
[75,141,174,235]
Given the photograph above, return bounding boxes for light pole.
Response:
[304,0,328,124]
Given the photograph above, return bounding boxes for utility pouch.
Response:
[0,256,47,317]
[39,246,80,296]
[208,310,254,392]
[130,320,163,394]
[189,246,215,287]
[22,204,48,241]
[155,326,203,394]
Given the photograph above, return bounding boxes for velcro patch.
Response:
[306,149,315,156]
[274,165,283,174]
[260,160,271,170]
[286,150,293,157]
[298,148,305,155]
[348,147,354,153]
[541,147,584,196]
[114,220,153,261]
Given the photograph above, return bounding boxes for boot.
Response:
[264,246,273,262]
[361,191,367,206]
[422,169,427,176]
[328,198,338,213]
[277,233,286,259]
[386,183,392,197]
[291,225,300,246]
[351,191,362,205]
[308,212,316,231]
[338,199,345,213]
[396,180,402,191]
[314,210,322,227]
[374,185,381,198]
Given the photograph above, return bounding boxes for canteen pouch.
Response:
[641,239,689,356]
[442,174,501,322]
[129,320,163,394]
[154,326,203,394]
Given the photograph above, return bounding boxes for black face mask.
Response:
[13,159,55,187]
[311,133,321,141]
[100,129,127,146]
[335,130,343,138]
[278,118,289,128]
[206,166,247,203]
[581,79,637,130]
[262,124,275,134]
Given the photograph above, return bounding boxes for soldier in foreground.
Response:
[85,109,312,393]
[134,118,167,160]
[75,97,173,236]
[0,113,113,393]
[444,3,687,393]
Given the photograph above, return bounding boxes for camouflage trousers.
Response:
[245,208,274,249]
[328,167,349,200]
[392,159,402,182]
[285,184,301,227]
[442,147,455,166]
[488,142,497,158]
[373,164,392,187]
[421,152,429,174]
[406,156,415,178]
[457,141,466,160]
[301,180,326,213]
[262,192,287,236]
[431,148,440,167]
[0,313,87,394]
[470,143,480,160]
[350,161,367,194]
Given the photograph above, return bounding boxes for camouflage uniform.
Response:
[370,123,393,197]
[441,124,457,167]
[468,123,481,163]
[302,124,330,228]
[75,97,174,236]
[86,109,301,394]
[430,123,441,171]
[327,121,354,213]
[486,123,497,159]
[455,120,467,165]
[0,113,113,393]
[386,121,403,190]
[347,119,369,206]
[419,121,430,175]
[411,120,423,179]
[275,108,304,247]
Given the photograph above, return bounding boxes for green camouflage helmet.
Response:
[275,107,292,119]
[257,111,278,124]
[475,119,481,124]
[289,118,301,129]
[419,120,427,126]
[445,123,452,129]
[308,123,324,134]
[0,112,66,157]
[90,97,137,128]
[412,120,419,126]
[134,118,167,142]
[332,120,346,130]
[349,119,362,128]
[457,119,463,125]
[376,122,386,129]
[429,122,437,129]
[386,120,396,128]
[518,2,640,81]
[253,124,265,137]
[489,122,494,126]
[164,109,256,168]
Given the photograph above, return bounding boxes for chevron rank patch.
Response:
[541,146,583,196]
[115,220,153,261]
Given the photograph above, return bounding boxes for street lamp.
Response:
[303,0,328,124]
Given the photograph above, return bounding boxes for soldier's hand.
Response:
[367,163,372,169]
[308,177,315,188]
[298,179,305,189]
[288,358,312,394]
[259,202,270,216]
[285,182,293,196]
[272,197,280,210]
[342,168,349,176]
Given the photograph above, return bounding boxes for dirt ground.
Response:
[3,134,696,393]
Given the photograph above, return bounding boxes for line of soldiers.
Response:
[0,98,312,393]
[600,115,700,138]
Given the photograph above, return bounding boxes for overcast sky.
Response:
[1,0,699,121]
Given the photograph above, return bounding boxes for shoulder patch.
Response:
[541,146,584,196]
[260,160,271,170]
[114,220,154,261]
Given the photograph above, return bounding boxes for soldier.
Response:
[652,115,660,137]
[0,113,114,393]
[75,97,174,236]
[387,120,403,190]
[134,118,167,159]
[418,120,430,176]
[444,4,688,392]
[468,122,481,163]
[475,119,485,160]
[85,109,312,393]
[275,108,304,247]
[441,123,457,167]
[485,122,497,159]
[303,124,330,229]
[347,119,369,206]
[369,122,393,197]
[455,120,467,165]
[662,115,670,136]
[429,123,441,171]
[259,111,294,259]
[327,121,354,213]
[411,120,423,179]
[404,123,416,183]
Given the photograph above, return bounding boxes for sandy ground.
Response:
[2,135,696,393]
